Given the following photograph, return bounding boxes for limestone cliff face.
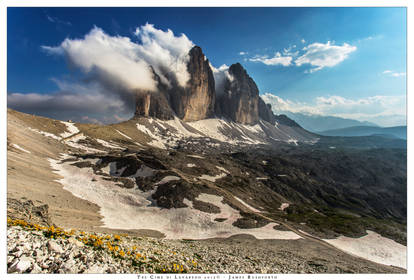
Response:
[216,63,260,125]
[134,90,175,120]
[134,49,295,128]
[135,46,215,122]
[134,67,175,120]
[258,98,276,125]
[182,46,215,121]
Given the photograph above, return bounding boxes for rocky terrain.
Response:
[7,107,407,273]
[6,48,407,273]
[7,218,405,274]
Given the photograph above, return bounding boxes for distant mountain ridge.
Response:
[318,125,407,139]
[276,112,378,132]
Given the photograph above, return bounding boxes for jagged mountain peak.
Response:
[134,45,302,132]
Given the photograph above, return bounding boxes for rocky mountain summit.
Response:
[135,46,285,127]
[135,46,216,122]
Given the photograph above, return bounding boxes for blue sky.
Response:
[7,7,406,126]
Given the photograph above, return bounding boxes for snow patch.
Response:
[234,197,261,213]
[187,154,205,159]
[287,139,298,146]
[199,173,227,182]
[164,117,201,138]
[136,123,166,149]
[109,162,127,177]
[132,165,155,178]
[11,144,31,154]
[115,129,132,140]
[216,166,229,174]
[324,231,406,269]
[96,139,123,149]
[155,176,181,185]
[187,119,230,143]
[278,203,290,211]
[48,156,301,240]
[60,121,80,138]
[28,127,61,140]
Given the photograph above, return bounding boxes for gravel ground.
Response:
[7,219,405,274]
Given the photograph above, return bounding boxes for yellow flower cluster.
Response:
[7,218,75,239]
[159,263,187,273]
[8,217,201,273]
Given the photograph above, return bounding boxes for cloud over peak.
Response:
[249,52,292,66]
[249,41,357,73]
[295,41,357,73]
[16,23,197,124]
[42,23,194,92]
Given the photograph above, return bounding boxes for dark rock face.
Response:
[275,114,301,127]
[135,46,215,121]
[258,98,276,125]
[175,46,216,121]
[216,63,260,125]
[135,90,175,120]
[134,66,175,120]
[133,49,302,128]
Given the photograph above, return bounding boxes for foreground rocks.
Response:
[7,219,405,274]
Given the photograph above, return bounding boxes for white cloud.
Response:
[261,93,406,126]
[383,70,406,77]
[239,51,248,55]
[210,63,234,95]
[42,24,194,92]
[283,46,298,57]
[45,12,72,26]
[35,23,197,123]
[249,52,292,66]
[294,41,357,73]
[8,79,133,124]
[249,41,355,72]
[392,72,406,77]
[301,39,306,44]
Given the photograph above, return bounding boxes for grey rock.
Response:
[47,240,63,254]
[135,46,215,122]
[8,256,33,273]
[68,237,84,247]
[84,264,107,274]
[31,263,42,274]
[13,249,23,258]
[215,63,260,125]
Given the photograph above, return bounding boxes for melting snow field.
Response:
[278,203,290,211]
[136,123,167,149]
[187,118,265,145]
[11,143,31,154]
[60,121,80,138]
[28,127,62,140]
[323,231,406,269]
[62,134,105,154]
[234,197,261,213]
[48,155,301,240]
[115,129,132,140]
[96,139,123,149]
[199,173,227,182]
[187,155,205,159]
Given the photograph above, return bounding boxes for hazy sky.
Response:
[7,7,406,125]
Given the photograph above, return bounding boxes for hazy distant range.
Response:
[281,112,407,140]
